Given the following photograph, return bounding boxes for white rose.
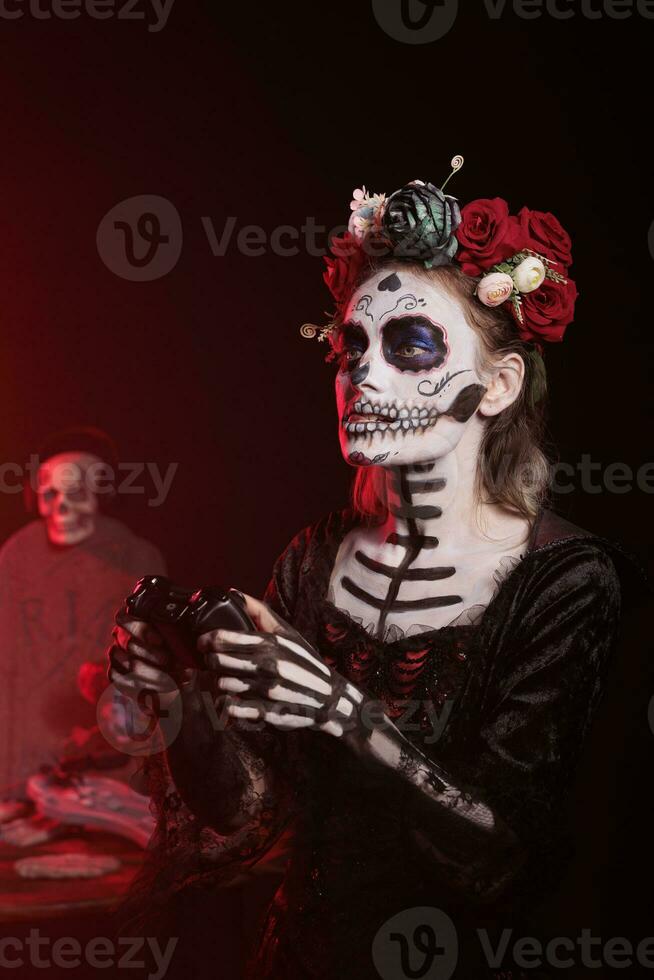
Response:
[512,256,546,293]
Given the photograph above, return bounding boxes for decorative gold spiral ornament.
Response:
[300,320,338,342]
[441,154,465,192]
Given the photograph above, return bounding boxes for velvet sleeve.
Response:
[458,541,623,892]
[348,540,624,906]
[262,524,312,620]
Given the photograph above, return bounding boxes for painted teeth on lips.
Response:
[343,400,438,435]
[345,400,395,423]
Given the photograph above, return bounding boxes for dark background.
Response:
[0,1,652,976]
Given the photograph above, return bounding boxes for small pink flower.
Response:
[350,187,368,211]
[477,272,514,308]
[348,189,387,241]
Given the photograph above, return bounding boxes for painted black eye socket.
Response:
[382,316,448,372]
[333,323,368,371]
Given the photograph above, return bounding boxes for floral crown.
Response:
[301,157,578,348]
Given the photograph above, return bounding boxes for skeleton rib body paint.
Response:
[330,269,490,638]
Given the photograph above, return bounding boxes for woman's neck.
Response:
[380,426,483,549]
[330,424,533,641]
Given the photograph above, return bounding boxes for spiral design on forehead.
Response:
[379,293,427,320]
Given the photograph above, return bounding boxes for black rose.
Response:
[382,180,461,268]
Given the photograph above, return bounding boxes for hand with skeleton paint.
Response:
[201,591,523,895]
[108,609,300,838]
[108,599,365,739]
[199,593,366,738]
[109,613,181,699]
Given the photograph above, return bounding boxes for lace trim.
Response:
[323,553,523,644]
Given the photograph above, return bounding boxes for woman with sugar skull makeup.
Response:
[109,166,646,979]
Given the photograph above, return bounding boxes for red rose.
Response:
[323,232,368,309]
[512,276,579,343]
[455,198,525,276]
[516,207,572,269]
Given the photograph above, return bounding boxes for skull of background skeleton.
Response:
[37,451,101,546]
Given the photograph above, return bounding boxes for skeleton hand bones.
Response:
[109,594,372,739]
[199,595,367,739]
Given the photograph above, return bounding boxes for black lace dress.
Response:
[119,506,644,980]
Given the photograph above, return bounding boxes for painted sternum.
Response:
[340,463,462,639]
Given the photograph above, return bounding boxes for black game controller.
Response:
[125,575,255,669]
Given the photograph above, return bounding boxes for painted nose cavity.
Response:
[350,361,370,386]
[351,343,392,391]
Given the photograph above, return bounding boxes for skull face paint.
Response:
[334,269,487,468]
[37,452,101,546]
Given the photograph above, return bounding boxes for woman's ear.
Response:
[478,352,525,417]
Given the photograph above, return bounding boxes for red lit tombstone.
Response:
[0,430,165,798]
